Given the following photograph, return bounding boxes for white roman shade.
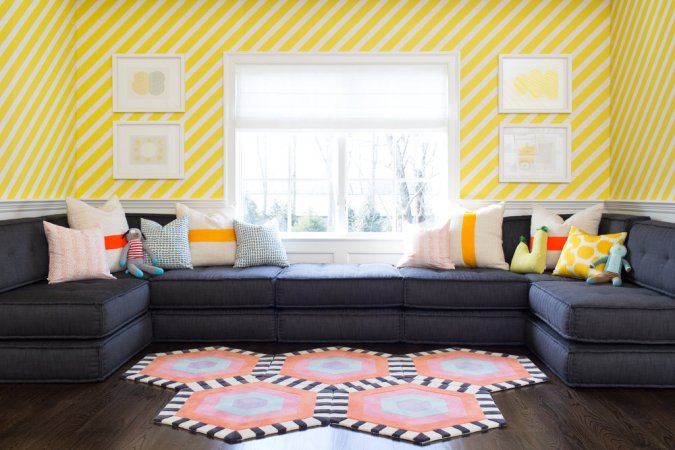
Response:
[234,63,449,129]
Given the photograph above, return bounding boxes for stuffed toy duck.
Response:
[510,226,548,274]
[587,243,632,287]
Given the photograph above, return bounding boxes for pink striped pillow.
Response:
[43,221,115,284]
[397,220,455,270]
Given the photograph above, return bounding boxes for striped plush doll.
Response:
[120,228,164,278]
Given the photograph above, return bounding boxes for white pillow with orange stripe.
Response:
[176,203,236,267]
[530,203,604,270]
[448,202,509,270]
[66,197,129,273]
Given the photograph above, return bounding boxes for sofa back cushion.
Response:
[625,220,675,296]
[0,215,69,293]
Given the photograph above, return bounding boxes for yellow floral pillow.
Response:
[553,227,627,279]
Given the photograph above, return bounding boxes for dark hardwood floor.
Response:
[1,343,673,450]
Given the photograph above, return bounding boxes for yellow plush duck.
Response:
[511,226,548,274]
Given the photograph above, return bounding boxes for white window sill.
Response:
[280,232,404,242]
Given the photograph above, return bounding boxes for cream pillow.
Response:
[176,203,236,267]
[448,202,508,270]
[553,226,627,279]
[397,220,454,270]
[531,203,604,269]
[43,221,114,284]
[66,197,129,272]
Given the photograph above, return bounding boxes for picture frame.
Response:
[499,55,572,113]
[499,123,571,183]
[112,54,185,112]
[113,121,184,179]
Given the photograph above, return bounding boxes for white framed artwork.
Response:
[112,54,185,112]
[499,55,572,113]
[113,121,184,179]
[499,123,571,183]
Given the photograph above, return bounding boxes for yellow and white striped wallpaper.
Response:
[610,0,674,201]
[73,0,612,201]
[0,0,77,200]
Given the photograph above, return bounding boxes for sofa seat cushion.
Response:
[530,281,675,344]
[523,272,578,283]
[276,264,403,308]
[400,267,529,309]
[149,266,282,309]
[0,279,149,339]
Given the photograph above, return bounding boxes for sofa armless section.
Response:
[0,314,152,383]
[0,279,149,339]
[149,266,282,309]
[275,264,403,308]
[400,267,530,309]
[530,281,675,344]
[527,319,675,387]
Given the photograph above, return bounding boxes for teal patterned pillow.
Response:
[233,219,289,268]
[141,217,193,270]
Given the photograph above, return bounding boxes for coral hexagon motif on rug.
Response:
[154,375,332,443]
[330,376,505,445]
[267,347,403,387]
[393,348,548,392]
[123,347,273,390]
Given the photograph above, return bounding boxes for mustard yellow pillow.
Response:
[553,227,627,279]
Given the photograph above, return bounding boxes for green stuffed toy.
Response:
[120,228,164,278]
[511,226,548,274]
[586,243,632,287]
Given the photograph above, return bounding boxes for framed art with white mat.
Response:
[112,54,185,112]
[499,54,572,113]
[499,123,571,183]
[113,121,184,179]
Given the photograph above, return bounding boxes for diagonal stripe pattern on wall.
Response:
[2,1,615,201]
[0,0,77,200]
[610,0,674,201]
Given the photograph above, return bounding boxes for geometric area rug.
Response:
[124,346,548,445]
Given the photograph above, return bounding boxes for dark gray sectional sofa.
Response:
[2,212,674,387]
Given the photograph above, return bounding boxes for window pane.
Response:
[238,133,289,179]
[291,181,332,232]
[347,181,395,232]
[242,180,289,231]
[347,133,395,180]
[293,133,337,180]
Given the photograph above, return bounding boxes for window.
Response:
[224,54,459,234]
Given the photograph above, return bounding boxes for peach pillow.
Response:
[397,220,455,270]
[43,221,115,284]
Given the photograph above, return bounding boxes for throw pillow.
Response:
[43,221,115,284]
[397,220,454,270]
[233,219,289,268]
[531,203,604,269]
[66,196,129,273]
[140,217,193,270]
[448,202,509,270]
[553,226,627,279]
[176,203,236,267]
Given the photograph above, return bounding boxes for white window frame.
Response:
[223,52,460,246]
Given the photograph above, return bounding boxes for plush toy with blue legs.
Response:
[119,228,164,278]
[586,243,632,286]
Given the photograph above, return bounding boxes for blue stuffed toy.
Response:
[586,243,632,287]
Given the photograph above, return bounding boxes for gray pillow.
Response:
[233,219,289,268]
[141,217,193,270]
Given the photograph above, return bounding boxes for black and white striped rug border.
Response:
[153,376,332,444]
[121,346,274,390]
